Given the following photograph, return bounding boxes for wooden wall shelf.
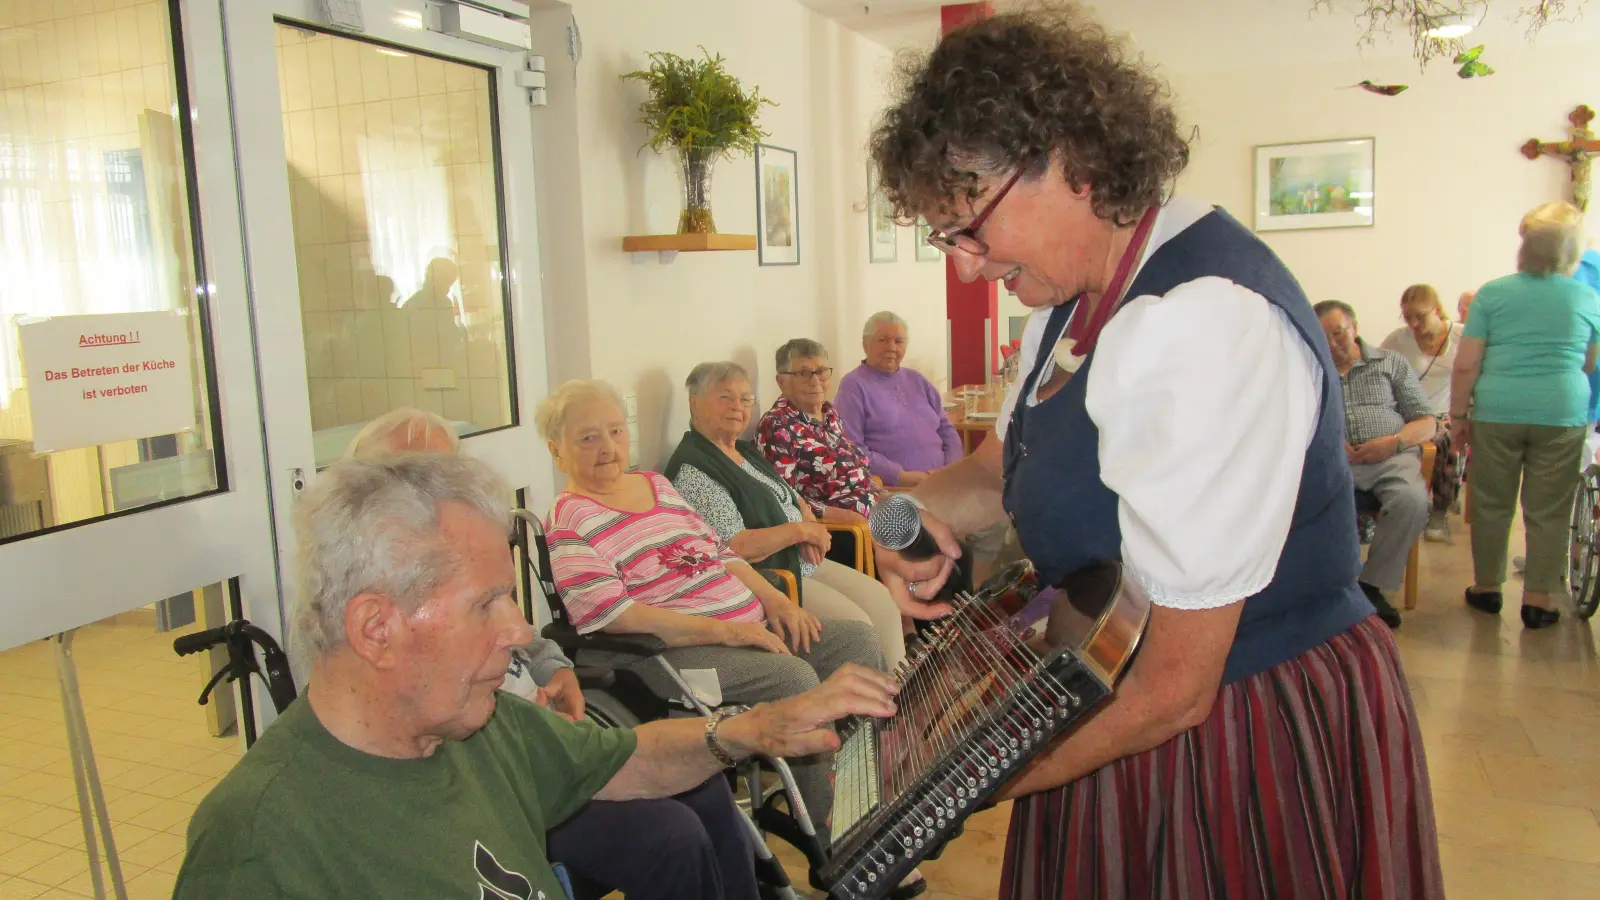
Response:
[622,233,757,262]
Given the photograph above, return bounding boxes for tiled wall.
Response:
[274,25,512,433]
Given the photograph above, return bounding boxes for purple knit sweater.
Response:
[832,362,962,485]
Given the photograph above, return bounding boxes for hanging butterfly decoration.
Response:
[1455,45,1495,79]
[1345,80,1409,96]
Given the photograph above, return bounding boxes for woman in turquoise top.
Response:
[1450,201,1600,628]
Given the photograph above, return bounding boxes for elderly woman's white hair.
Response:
[345,407,459,458]
[536,378,626,443]
[862,310,908,340]
[685,361,750,397]
[293,454,510,656]
[1519,201,1586,277]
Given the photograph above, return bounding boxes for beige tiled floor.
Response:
[6,512,1600,899]
[0,612,240,900]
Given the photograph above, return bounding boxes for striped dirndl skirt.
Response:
[1000,615,1443,900]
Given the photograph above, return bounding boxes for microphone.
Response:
[869,493,943,561]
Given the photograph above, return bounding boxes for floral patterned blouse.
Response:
[756,397,875,518]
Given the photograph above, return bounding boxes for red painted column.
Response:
[940,3,997,389]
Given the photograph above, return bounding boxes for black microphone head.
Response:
[869,493,922,552]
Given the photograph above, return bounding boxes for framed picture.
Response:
[1253,137,1375,232]
[868,170,899,263]
[914,217,941,261]
[755,144,799,266]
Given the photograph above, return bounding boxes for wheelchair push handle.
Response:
[172,619,299,716]
[172,620,278,657]
[173,626,229,657]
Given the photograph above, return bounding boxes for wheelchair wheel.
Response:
[582,689,643,729]
[1569,467,1600,619]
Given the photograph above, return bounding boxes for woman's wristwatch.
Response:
[705,704,752,767]
[1394,436,1409,453]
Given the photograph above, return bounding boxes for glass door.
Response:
[218,0,554,630]
[0,0,279,656]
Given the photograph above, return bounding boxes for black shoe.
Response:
[1465,587,1503,615]
[1521,604,1561,629]
[890,874,929,900]
[1360,582,1402,629]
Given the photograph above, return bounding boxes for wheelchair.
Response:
[1567,465,1600,619]
[172,508,821,900]
[511,509,826,900]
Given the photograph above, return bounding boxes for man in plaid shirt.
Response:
[1317,301,1438,629]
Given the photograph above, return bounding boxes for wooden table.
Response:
[945,387,1004,455]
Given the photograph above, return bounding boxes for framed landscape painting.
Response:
[1254,137,1375,232]
[755,144,799,266]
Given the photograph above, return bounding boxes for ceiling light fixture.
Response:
[1425,13,1475,38]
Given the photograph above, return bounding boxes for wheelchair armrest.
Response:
[760,567,799,602]
[541,621,667,658]
[570,665,615,691]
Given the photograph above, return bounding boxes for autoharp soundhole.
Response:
[1043,559,1121,652]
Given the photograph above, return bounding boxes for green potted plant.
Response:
[622,49,775,234]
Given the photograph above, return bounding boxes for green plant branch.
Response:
[620,48,776,159]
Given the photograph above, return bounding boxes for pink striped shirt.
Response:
[547,472,766,633]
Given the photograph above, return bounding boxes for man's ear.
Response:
[344,592,404,669]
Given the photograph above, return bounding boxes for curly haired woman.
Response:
[865,6,1443,899]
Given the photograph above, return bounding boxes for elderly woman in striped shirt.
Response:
[536,378,887,846]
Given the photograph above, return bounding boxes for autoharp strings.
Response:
[871,583,1074,811]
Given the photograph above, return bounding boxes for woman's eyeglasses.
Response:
[779,367,834,382]
[924,169,1024,258]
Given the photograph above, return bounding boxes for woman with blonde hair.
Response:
[1382,284,1462,415]
[1382,284,1465,540]
[1451,201,1600,628]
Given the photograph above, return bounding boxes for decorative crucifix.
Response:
[1522,105,1600,212]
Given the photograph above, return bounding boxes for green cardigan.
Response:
[664,429,805,597]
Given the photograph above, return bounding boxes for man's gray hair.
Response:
[344,407,459,459]
[686,360,750,396]
[1313,299,1356,322]
[1519,201,1585,277]
[862,310,908,340]
[775,338,828,373]
[536,378,626,444]
[292,454,511,657]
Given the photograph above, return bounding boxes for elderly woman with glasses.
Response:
[867,7,1442,899]
[537,379,891,860]
[667,361,913,670]
[757,339,875,523]
[833,311,963,488]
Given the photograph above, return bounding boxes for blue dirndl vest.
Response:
[1001,207,1373,684]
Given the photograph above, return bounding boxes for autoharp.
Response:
[817,559,1150,900]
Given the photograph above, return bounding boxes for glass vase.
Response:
[676,146,718,234]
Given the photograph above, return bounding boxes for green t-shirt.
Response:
[1464,272,1600,427]
[173,693,636,900]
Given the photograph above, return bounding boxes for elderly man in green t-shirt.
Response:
[173,453,896,900]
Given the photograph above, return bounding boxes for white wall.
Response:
[1169,40,1600,337]
[532,0,946,470]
